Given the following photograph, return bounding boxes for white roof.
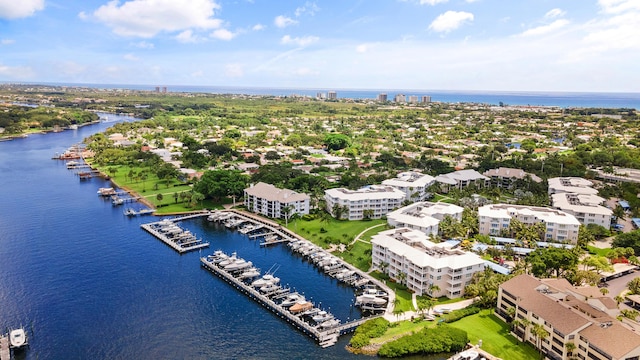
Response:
[382,171,435,188]
[245,182,309,203]
[551,193,613,216]
[548,177,598,195]
[325,185,405,201]
[435,169,489,185]
[479,203,581,226]
[483,167,542,182]
[387,201,463,228]
[372,228,485,269]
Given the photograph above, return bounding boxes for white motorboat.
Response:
[312,311,334,323]
[9,328,27,348]
[259,284,281,293]
[251,274,280,288]
[289,300,313,314]
[316,318,341,330]
[280,293,305,308]
[225,259,253,272]
[363,288,389,298]
[239,268,260,279]
[356,294,387,307]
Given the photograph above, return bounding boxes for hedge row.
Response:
[378,326,468,358]
[442,306,481,323]
[349,317,390,349]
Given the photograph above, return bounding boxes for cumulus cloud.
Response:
[295,2,319,17]
[280,35,319,46]
[132,41,154,49]
[274,15,297,28]
[211,28,235,41]
[545,8,566,18]
[520,19,570,37]
[175,30,200,43]
[92,0,222,37]
[0,0,44,19]
[429,11,474,33]
[252,23,265,31]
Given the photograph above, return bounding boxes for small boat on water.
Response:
[9,328,27,348]
[312,311,334,323]
[224,259,253,272]
[289,300,313,314]
[280,293,305,308]
[251,274,280,288]
[355,294,387,307]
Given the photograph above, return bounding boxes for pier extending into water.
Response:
[141,218,210,253]
[200,254,379,347]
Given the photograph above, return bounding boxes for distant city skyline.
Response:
[0,0,638,92]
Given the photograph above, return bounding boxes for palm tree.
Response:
[427,283,441,299]
[615,295,625,307]
[282,204,293,226]
[156,193,163,205]
[397,271,407,286]
[600,287,609,296]
[531,323,550,356]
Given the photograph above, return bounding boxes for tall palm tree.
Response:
[532,323,550,357]
[282,204,293,226]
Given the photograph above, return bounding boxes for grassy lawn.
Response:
[448,309,539,360]
[416,295,468,306]
[287,217,386,247]
[588,245,612,257]
[370,319,437,345]
[335,241,372,272]
[369,271,415,312]
[357,224,389,242]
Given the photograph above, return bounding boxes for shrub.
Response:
[349,317,390,349]
[442,307,481,323]
[378,326,468,358]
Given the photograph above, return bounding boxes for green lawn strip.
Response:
[357,224,390,242]
[287,218,385,247]
[416,295,466,306]
[369,319,436,345]
[334,241,372,272]
[588,245,612,257]
[448,309,539,360]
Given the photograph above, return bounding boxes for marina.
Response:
[141,217,210,253]
[201,251,379,348]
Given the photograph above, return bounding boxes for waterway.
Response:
[0,114,448,359]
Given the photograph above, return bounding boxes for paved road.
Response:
[602,270,640,297]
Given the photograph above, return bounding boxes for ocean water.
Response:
[12,81,640,109]
[0,115,452,359]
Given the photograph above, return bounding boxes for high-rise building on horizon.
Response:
[421,95,431,103]
[377,93,387,102]
[327,91,337,100]
[408,95,418,103]
[394,94,406,103]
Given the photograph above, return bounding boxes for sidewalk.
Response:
[383,298,476,323]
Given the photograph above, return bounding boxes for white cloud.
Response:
[225,63,243,77]
[92,0,222,38]
[132,41,155,49]
[1,39,15,45]
[295,2,319,17]
[520,19,570,37]
[293,67,317,76]
[124,53,140,61]
[211,28,235,41]
[78,11,88,20]
[429,11,474,33]
[598,0,640,14]
[274,15,298,28]
[280,35,319,46]
[545,8,566,19]
[0,0,44,19]
[419,0,449,4]
[356,44,368,53]
[0,63,34,78]
[581,12,640,52]
[175,30,200,43]
[252,23,265,31]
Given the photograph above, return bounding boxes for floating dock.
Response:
[0,335,8,360]
[200,254,376,347]
[141,219,209,253]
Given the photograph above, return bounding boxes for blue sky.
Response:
[0,0,638,92]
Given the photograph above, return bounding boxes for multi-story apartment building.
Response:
[244,182,310,219]
[478,204,581,243]
[435,169,490,192]
[551,192,613,228]
[377,93,387,102]
[394,94,406,103]
[386,201,464,236]
[371,228,486,298]
[497,274,640,360]
[483,167,542,189]
[324,185,404,220]
[548,177,599,195]
[381,171,436,202]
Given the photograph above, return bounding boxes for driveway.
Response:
[602,270,640,298]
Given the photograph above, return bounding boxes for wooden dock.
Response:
[200,256,377,347]
[141,221,209,253]
[0,335,9,360]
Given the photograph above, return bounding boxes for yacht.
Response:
[239,267,260,279]
[9,328,27,348]
[224,259,252,272]
[316,318,341,330]
[312,311,334,323]
[289,300,313,314]
[280,293,305,308]
[356,294,387,307]
[251,274,280,288]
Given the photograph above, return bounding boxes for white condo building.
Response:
[435,169,490,192]
[551,193,613,228]
[371,228,486,298]
[324,185,405,220]
[387,201,464,236]
[244,182,310,219]
[478,204,581,243]
[381,171,436,202]
[548,177,598,195]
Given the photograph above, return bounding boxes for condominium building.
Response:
[551,193,613,228]
[377,93,388,102]
[483,167,542,189]
[371,228,486,298]
[497,274,640,360]
[324,185,405,220]
[478,204,580,243]
[386,201,464,236]
[435,169,490,192]
[421,95,431,103]
[408,95,419,104]
[327,91,337,100]
[394,94,406,103]
[244,182,310,219]
[381,171,436,202]
[548,177,599,195]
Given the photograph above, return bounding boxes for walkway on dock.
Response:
[0,335,8,360]
[141,220,209,253]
